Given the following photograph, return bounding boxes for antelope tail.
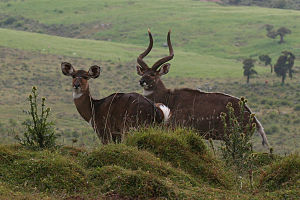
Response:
[255,118,269,147]
[156,103,171,123]
[244,104,269,147]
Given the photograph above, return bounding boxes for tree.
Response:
[228,0,241,5]
[286,51,295,79]
[265,25,291,44]
[243,58,257,84]
[277,27,291,44]
[274,51,296,85]
[259,55,273,73]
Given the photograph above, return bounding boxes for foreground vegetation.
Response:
[0,128,299,199]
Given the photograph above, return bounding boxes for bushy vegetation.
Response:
[222,0,300,10]
[258,153,300,191]
[220,99,256,175]
[0,127,298,199]
[15,86,57,149]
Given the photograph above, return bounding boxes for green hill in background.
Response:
[0,0,299,154]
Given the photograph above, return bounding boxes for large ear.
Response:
[61,62,75,76]
[88,65,101,79]
[136,65,146,76]
[158,63,170,76]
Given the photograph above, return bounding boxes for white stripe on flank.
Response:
[158,104,171,123]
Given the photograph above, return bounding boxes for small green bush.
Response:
[16,86,57,149]
[220,98,256,174]
[258,154,300,191]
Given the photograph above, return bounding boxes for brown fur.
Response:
[136,31,269,146]
[61,62,164,144]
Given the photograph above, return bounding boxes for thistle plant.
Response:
[16,86,57,149]
[220,97,256,174]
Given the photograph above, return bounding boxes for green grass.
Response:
[0,128,299,199]
[125,127,233,188]
[0,28,267,78]
[0,0,299,61]
[0,0,299,154]
[258,153,300,191]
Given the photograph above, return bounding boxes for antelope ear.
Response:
[88,65,101,79]
[158,63,170,75]
[136,65,145,76]
[61,62,75,76]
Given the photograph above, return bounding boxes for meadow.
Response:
[0,0,299,199]
[0,1,299,156]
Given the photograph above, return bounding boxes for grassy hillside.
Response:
[0,0,299,154]
[0,0,299,61]
[0,28,254,78]
[1,128,299,199]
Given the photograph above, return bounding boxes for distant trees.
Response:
[259,55,273,73]
[243,58,257,84]
[265,25,291,44]
[274,51,295,85]
[227,0,241,5]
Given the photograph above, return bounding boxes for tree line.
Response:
[243,51,296,85]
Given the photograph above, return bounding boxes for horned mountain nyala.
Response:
[136,30,269,146]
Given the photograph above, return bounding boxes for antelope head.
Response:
[61,62,101,99]
[136,30,174,91]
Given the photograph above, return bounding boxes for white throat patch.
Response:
[143,90,153,96]
[73,91,83,99]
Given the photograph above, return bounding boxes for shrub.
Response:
[3,17,16,25]
[220,98,256,174]
[16,86,57,149]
